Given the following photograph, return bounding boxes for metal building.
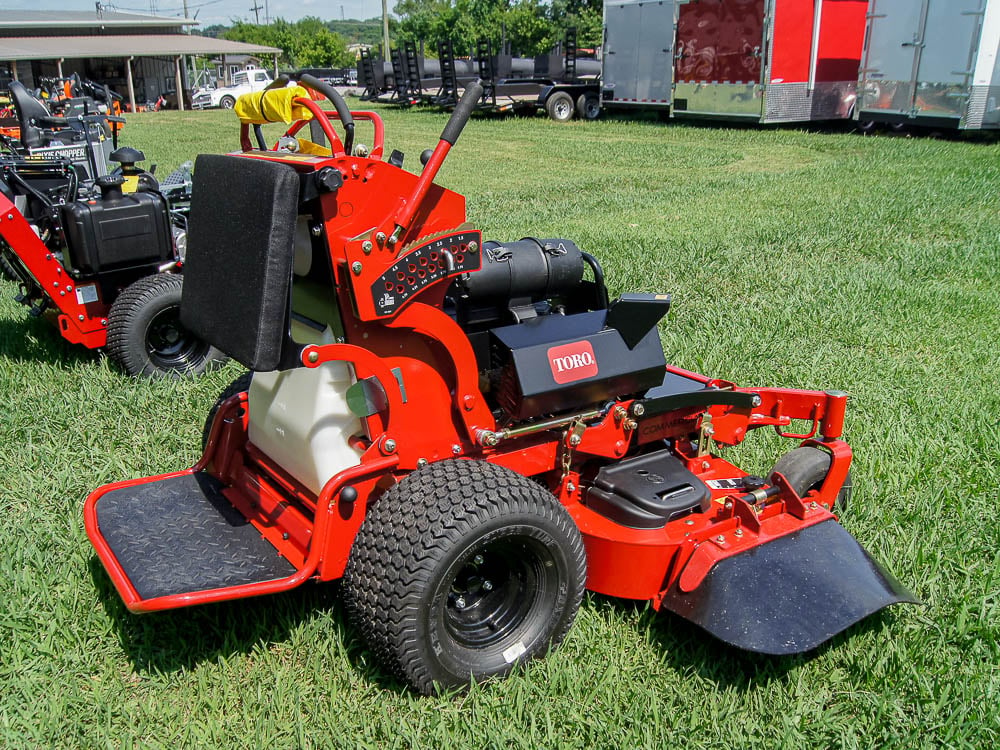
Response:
[0,11,279,113]
[601,0,869,123]
[858,0,1000,130]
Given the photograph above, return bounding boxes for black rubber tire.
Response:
[769,446,852,510]
[342,459,587,694]
[201,371,253,450]
[0,249,20,282]
[545,91,575,123]
[106,274,226,378]
[575,92,600,121]
[219,96,236,110]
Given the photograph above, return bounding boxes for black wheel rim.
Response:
[145,304,208,371]
[443,536,551,649]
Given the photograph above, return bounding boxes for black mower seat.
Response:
[181,154,299,372]
[8,81,69,148]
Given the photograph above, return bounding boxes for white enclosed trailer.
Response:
[858,0,1000,130]
[601,0,869,124]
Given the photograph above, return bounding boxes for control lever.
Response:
[389,81,484,249]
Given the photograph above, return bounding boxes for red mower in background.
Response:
[84,76,916,694]
[0,81,222,377]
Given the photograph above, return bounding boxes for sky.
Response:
[5,0,388,27]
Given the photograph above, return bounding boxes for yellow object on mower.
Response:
[235,86,315,125]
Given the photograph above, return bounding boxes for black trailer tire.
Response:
[576,92,600,121]
[219,95,236,110]
[545,91,575,123]
[106,274,226,378]
[342,459,586,694]
[201,371,253,450]
[769,446,852,510]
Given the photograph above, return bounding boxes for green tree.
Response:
[393,0,558,57]
[224,18,353,68]
[549,0,602,49]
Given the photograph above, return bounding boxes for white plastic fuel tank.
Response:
[248,359,364,496]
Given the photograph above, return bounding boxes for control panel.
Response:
[354,229,482,320]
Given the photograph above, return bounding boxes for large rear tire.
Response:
[106,274,226,378]
[343,459,586,694]
[770,446,852,510]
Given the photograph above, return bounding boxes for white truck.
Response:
[191,68,273,110]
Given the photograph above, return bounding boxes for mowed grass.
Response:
[1,103,998,748]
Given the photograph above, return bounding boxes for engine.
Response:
[449,237,671,422]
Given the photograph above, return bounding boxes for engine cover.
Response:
[490,309,666,420]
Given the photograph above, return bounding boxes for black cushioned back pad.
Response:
[181,154,299,371]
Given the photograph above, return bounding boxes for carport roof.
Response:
[0,35,282,61]
[0,11,196,29]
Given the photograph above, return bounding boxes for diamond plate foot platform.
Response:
[93,472,297,601]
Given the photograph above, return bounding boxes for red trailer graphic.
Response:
[603,0,870,123]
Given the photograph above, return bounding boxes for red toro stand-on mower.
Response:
[84,77,916,693]
[0,81,222,376]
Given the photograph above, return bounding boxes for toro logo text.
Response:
[547,340,599,384]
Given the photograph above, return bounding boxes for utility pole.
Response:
[381,0,391,62]
[250,1,262,24]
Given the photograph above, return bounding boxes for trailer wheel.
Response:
[545,91,575,123]
[201,371,252,450]
[769,446,852,510]
[106,274,226,378]
[575,92,600,121]
[218,95,236,110]
[343,459,586,694]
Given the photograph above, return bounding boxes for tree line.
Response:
[206,1,601,69]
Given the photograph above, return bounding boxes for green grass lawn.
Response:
[1,104,997,747]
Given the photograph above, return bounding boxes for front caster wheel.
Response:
[343,459,586,694]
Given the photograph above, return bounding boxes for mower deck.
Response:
[93,473,296,602]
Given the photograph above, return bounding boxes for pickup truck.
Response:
[191,68,273,110]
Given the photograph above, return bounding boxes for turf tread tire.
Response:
[106,273,225,378]
[0,250,20,282]
[342,459,586,694]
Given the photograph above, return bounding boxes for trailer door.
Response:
[673,0,766,119]
[915,0,986,122]
[602,0,676,107]
[861,0,985,122]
